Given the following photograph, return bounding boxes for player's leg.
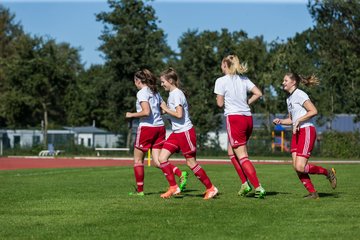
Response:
[294,155,319,199]
[153,127,184,178]
[233,145,265,198]
[179,128,217,199]
[129,148,145,196]
[228,115,264,198]
[158,136,180,198]
[152,147,185,189]
[296,127,337,190]
[228,144,252,196]
[185,156,218,200]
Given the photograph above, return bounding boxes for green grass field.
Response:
[1,164,359,239]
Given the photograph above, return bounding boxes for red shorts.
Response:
[134,126,166,152]
[226,115,253,148]
[162,127,197,158]
[291,126,316,158]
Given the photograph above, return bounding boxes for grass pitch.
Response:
[0,163,359,239]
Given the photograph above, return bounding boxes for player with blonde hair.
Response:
[214,55,266,198]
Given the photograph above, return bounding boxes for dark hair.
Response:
[134,69,158,93]
[286,72,320,87]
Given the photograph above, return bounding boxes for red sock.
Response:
[160,161,177,186]
[297,172,316,193]
[304,164,328,176]
[239,157,260,188]
[134,163,144,192]
[191,164,213,189]
[170,164,182,177]
[229,155,247,184]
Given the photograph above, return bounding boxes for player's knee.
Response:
[158,154,167,163]
[134,157,143,165]
[295,164,305,173]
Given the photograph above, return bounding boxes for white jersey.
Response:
[166,88,193,133]
[286,88,314,128]
[136,86,164,127]
[214,74,255,116]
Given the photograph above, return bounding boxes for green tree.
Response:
[65,64,113,128]
[176,30,222,149]
[176,29,269,148]
[2,36,83,146]
[308,0,360,120]
[96,0,172,147]
[266,29,320,116]
[0,5,24,59]
[0,5,26,126]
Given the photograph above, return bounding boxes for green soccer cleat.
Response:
[238,182,252,197]
[128,191,145,197]
[179,171,189,191]
[254,186,266,199]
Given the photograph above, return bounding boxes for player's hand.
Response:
[273,118,281,125]
[292,121,300,134]
[160,101,168,112]
[125,112,132,118]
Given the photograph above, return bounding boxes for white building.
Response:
[0,126,122,149]
[63,126,121,148]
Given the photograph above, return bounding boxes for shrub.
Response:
[319,131,360,159]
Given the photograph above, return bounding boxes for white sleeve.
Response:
[214,78,225,95]
[245,78,255,92]
[298,91,310,105]
[137,89,149,102]
[173,90,184,107]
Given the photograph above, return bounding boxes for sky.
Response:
[2,0,315,68]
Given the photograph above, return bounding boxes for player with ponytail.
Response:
[157,68,218,200]
[273,72,337,199]
[126,69,186,196]
[214,55,266,199]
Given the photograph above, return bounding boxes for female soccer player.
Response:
[214,55,266,198]
[273,72,337,199]
[158,68,218,200]
[126,69,188,196]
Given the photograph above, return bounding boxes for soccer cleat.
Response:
[160,186,181,199]
[303,192,319,200]
[179,171,189,191]
[203,185,219,200]
[128,191,145,197]
[238,182,252,196]
[254,186,266,199]
[327,168,337,189]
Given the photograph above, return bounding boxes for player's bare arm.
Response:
[125,101,150,118]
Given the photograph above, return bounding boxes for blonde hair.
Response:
[222,55,248,75]
[286,72,320,87]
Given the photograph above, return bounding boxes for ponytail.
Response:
[222,55,248,75]
[134,69,158,93]
[286,72,320,88]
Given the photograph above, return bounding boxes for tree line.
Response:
[0,0,359,148]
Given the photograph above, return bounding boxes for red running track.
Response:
[0,157,135,170]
